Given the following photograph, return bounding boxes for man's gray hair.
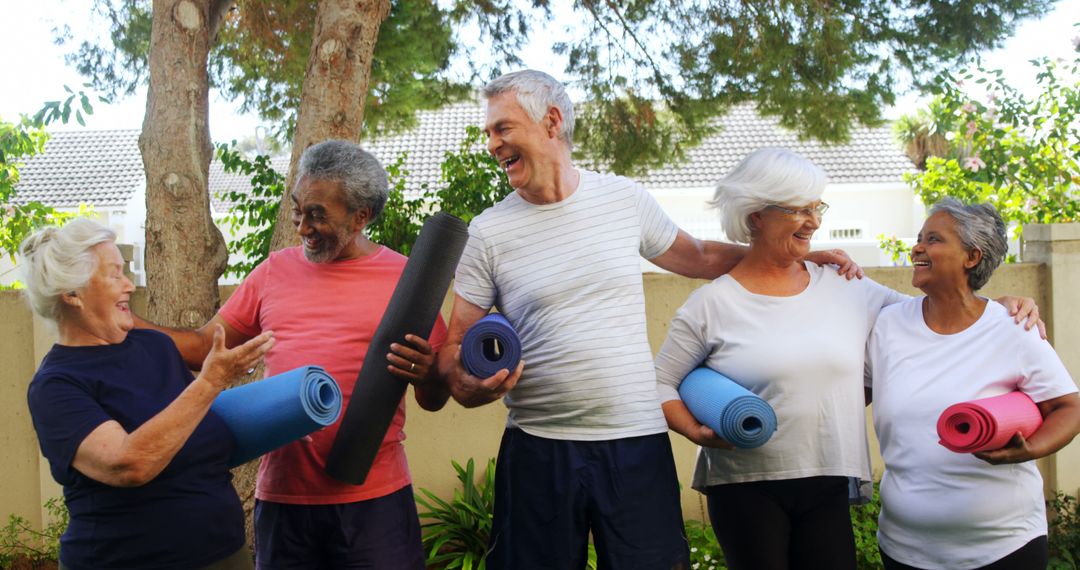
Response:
[707,148,828,244]
[483,70,575,149]
[18,217,117,323]
[297,140,389,221]
[928,197,1008,291]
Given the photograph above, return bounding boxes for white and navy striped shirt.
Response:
[455,169,678,440]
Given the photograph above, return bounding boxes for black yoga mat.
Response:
[325,212,469,484]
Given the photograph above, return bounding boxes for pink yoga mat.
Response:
[936,391,1043,453]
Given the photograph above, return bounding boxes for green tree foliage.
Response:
[902,43,1080,238]
[63,0,1053,174]
[1,88,99,262]
[215,143,284,278]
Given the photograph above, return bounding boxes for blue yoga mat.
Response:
[211,365,343,467]
[461,313,522,378]
[678,367,777,449]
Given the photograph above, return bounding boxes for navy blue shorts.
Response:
[487,428,690,569]
[253,485,425,570]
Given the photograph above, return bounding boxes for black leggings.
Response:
[881,535,1048,570]
[705,476,856,570]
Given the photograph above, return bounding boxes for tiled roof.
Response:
[14,102,914,210]
[637,104,915,188]
[13,129,143,208]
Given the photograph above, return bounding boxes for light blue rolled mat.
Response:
[678,367,777,449]
[211,365,343,467]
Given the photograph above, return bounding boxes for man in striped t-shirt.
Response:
[438,69,858,569]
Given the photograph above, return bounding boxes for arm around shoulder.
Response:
[649,230,746,280]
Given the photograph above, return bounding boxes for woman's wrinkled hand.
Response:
[199,325,275,390]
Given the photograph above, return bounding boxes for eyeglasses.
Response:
[765,201,829,218]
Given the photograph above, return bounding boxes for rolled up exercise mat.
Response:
[326,212,469,484]
[678,367,778,449]
[936,391,1043,453]
[210,365,342,468]
[460,313,522,378]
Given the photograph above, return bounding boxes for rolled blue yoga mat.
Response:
[326,212,469,485]
[461,313,522,378]
[211,365,342,467]
[679,367,777,449]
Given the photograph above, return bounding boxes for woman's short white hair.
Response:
[18,217,117,323]
[707,148,828,244]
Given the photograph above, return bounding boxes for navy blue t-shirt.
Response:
[27,329,244,570]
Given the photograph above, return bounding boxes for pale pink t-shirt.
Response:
[220,245,447,504]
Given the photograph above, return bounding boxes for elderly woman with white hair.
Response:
[20,218,274,570]
[866,199,1080,570]
[653,149,1040,570]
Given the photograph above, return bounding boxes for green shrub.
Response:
[0,497,68,566]
[1049,492,1080,570]
[416,458,495,570]
[685,519,726,569]
[850,484,883,570]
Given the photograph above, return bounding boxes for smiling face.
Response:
[910,211,981,293]
[484,91,563,194]
[290,177,368,263]
[748,200,824,262]
[62,242,135,346]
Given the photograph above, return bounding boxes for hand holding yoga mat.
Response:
[936,391,1043,453]
[679,367,777,449]
[326,212,469,484]
[211,365,342,467]
[461,313,522,378]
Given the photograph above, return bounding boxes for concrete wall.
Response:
[2,241,1076,530]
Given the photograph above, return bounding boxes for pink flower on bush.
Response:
[962,155,986,172]
[965,121,978,137]
[961,101,977,114]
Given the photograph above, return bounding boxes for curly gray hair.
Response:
[297,140,389,221]
[928,198,1008,291]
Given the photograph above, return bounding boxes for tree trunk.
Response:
[140,0,232,327]
[268,0,392,252]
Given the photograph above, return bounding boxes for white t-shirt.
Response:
[455,169,679,440]
[654,263,905,488]
[867,297,1077,569]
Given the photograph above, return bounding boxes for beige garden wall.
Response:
[3,246,1077,531]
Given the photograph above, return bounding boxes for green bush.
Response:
[0,497,68,566]
[851,485,883,570]
[415,458,495,570]
[1049,492,1080,570]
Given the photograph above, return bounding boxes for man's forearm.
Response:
[132,314,212,369]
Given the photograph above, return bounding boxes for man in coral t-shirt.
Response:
[136,140,448,569]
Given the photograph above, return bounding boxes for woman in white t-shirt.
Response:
[654,148,908,570]
[654,150,1042,570]
[866,198,1080,570]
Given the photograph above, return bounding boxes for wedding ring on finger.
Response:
[410,362,416,372]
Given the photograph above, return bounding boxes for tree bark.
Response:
[268,0,392,252]
[140,0,233,327]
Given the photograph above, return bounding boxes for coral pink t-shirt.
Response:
[219,246,447,504]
